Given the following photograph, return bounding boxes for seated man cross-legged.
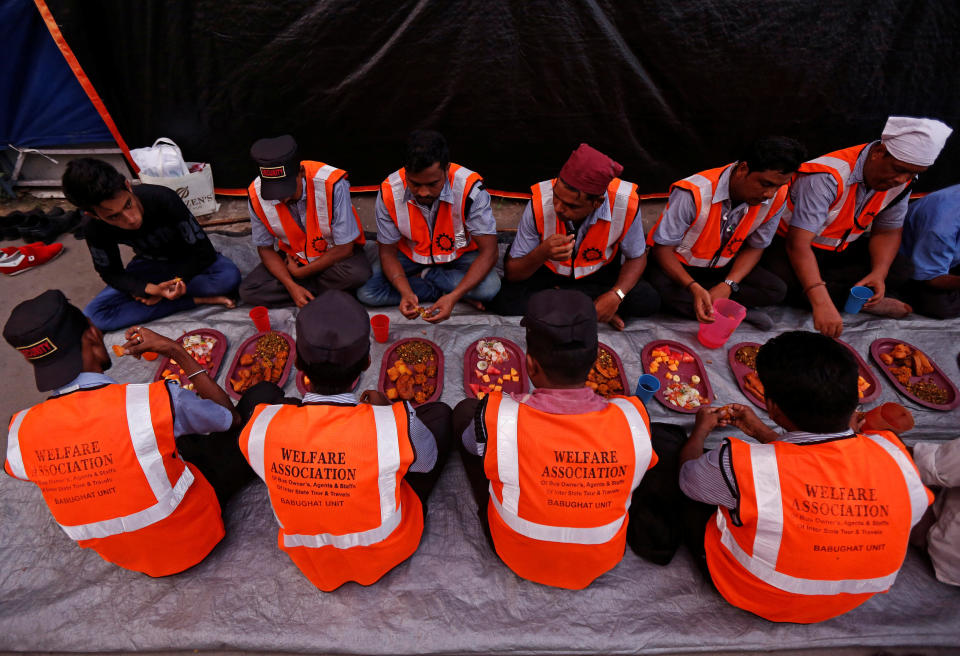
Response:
[62,158,241,332]
[356,130,500,322]
[239,134,371,308]
[675,331,931,623]
[495,143,659,329]
[239,291,452,591]
[646,137,806,329]
[763,116,952,336]
[455,289,658,589]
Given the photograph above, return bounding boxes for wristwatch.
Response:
[612,288,625,300]
[723,279,740,293]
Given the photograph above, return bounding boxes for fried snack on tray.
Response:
[229,332,290,394]
[744,371,765,399]
[890,343,911,360]
[586,349,623,398]
[383,340,439,404]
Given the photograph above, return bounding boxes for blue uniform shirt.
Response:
[900,184,960,281]
[53,372,233,437]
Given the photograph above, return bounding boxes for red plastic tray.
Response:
[153,329,228,387]
[640,339,715,414]
[835,338,882,404]
[727,342,765,410]
[224,331,296,400]
[378,338,444,406]
[870,338,959,411]
[463,337,528,398]
[586,342,630,398]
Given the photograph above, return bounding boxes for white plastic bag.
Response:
[139,162,219,216]
[130,138,190,177]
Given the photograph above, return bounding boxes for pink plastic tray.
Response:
[378,338,444,406]
[835,338,882,404]
[870,338,959,411]
[640,339,714,414]
[727,342,765,410]
[463,337,528,398]
[153,329,228,386]
[224,331,295,400]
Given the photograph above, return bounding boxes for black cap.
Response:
[3,290,89,392]
[250,135,298,200]
[295,291,371,366]
[521,289,598,348]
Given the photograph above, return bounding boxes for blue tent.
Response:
[1,0,111,147]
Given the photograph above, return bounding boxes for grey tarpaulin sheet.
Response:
[1,235,959,653]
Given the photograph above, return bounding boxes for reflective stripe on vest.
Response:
[534,180,631,278]
[5,409,29,479]
[245,404,404,550]
[780,149,909,251]
[385,165,477,265]
[674,173,781,267]
[6,385,194,541]
[250,163,347,263]
[715,437,925,595]
[489,396,652,544]
[252,177,307,262]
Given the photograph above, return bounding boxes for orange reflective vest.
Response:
[248,160,365,265]
[239,401,423,591]
[647,164,787,268]
[4,382,224,577]
[704,431,932,623]
[777,144,911,251]
[532,177,640,278]
[380,163,482,264]
[482,393,657,589]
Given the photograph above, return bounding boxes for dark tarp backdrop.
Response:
[42,0,960,193]
[1,0,110,147]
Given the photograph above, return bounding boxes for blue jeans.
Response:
[356,250,501,307]
[84,254,242,331]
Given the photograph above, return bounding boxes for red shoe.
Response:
[0,242,64,275]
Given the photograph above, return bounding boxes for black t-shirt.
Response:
[85,184,217,297]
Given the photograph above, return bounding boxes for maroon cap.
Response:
[558,143,623,195]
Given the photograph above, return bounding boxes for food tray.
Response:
[586,342,630,399]
[463,337,528,399]
[835,338,882,404]
[870,338,959,411]
[224,331,296,400]
[153,329,228,388]
[378,338,444,406]
[640,339,714,414]
[727,342,765,410]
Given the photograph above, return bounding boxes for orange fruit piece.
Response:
[112,345,125,357]
[142,351,159,361]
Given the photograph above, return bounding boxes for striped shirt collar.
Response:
[777,428,855,444]
[302,391,357,405]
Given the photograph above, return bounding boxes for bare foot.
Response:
[463,298,486,311]
[863,297,912,318]
[195,295,236,309]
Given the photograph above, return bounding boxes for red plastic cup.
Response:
[371,314,390,343]
[697,298,746,349]
[249,306,271,332]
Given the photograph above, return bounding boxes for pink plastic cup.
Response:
[371,314,390,343]
[697,298,746,349]
[249,306,271,332]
